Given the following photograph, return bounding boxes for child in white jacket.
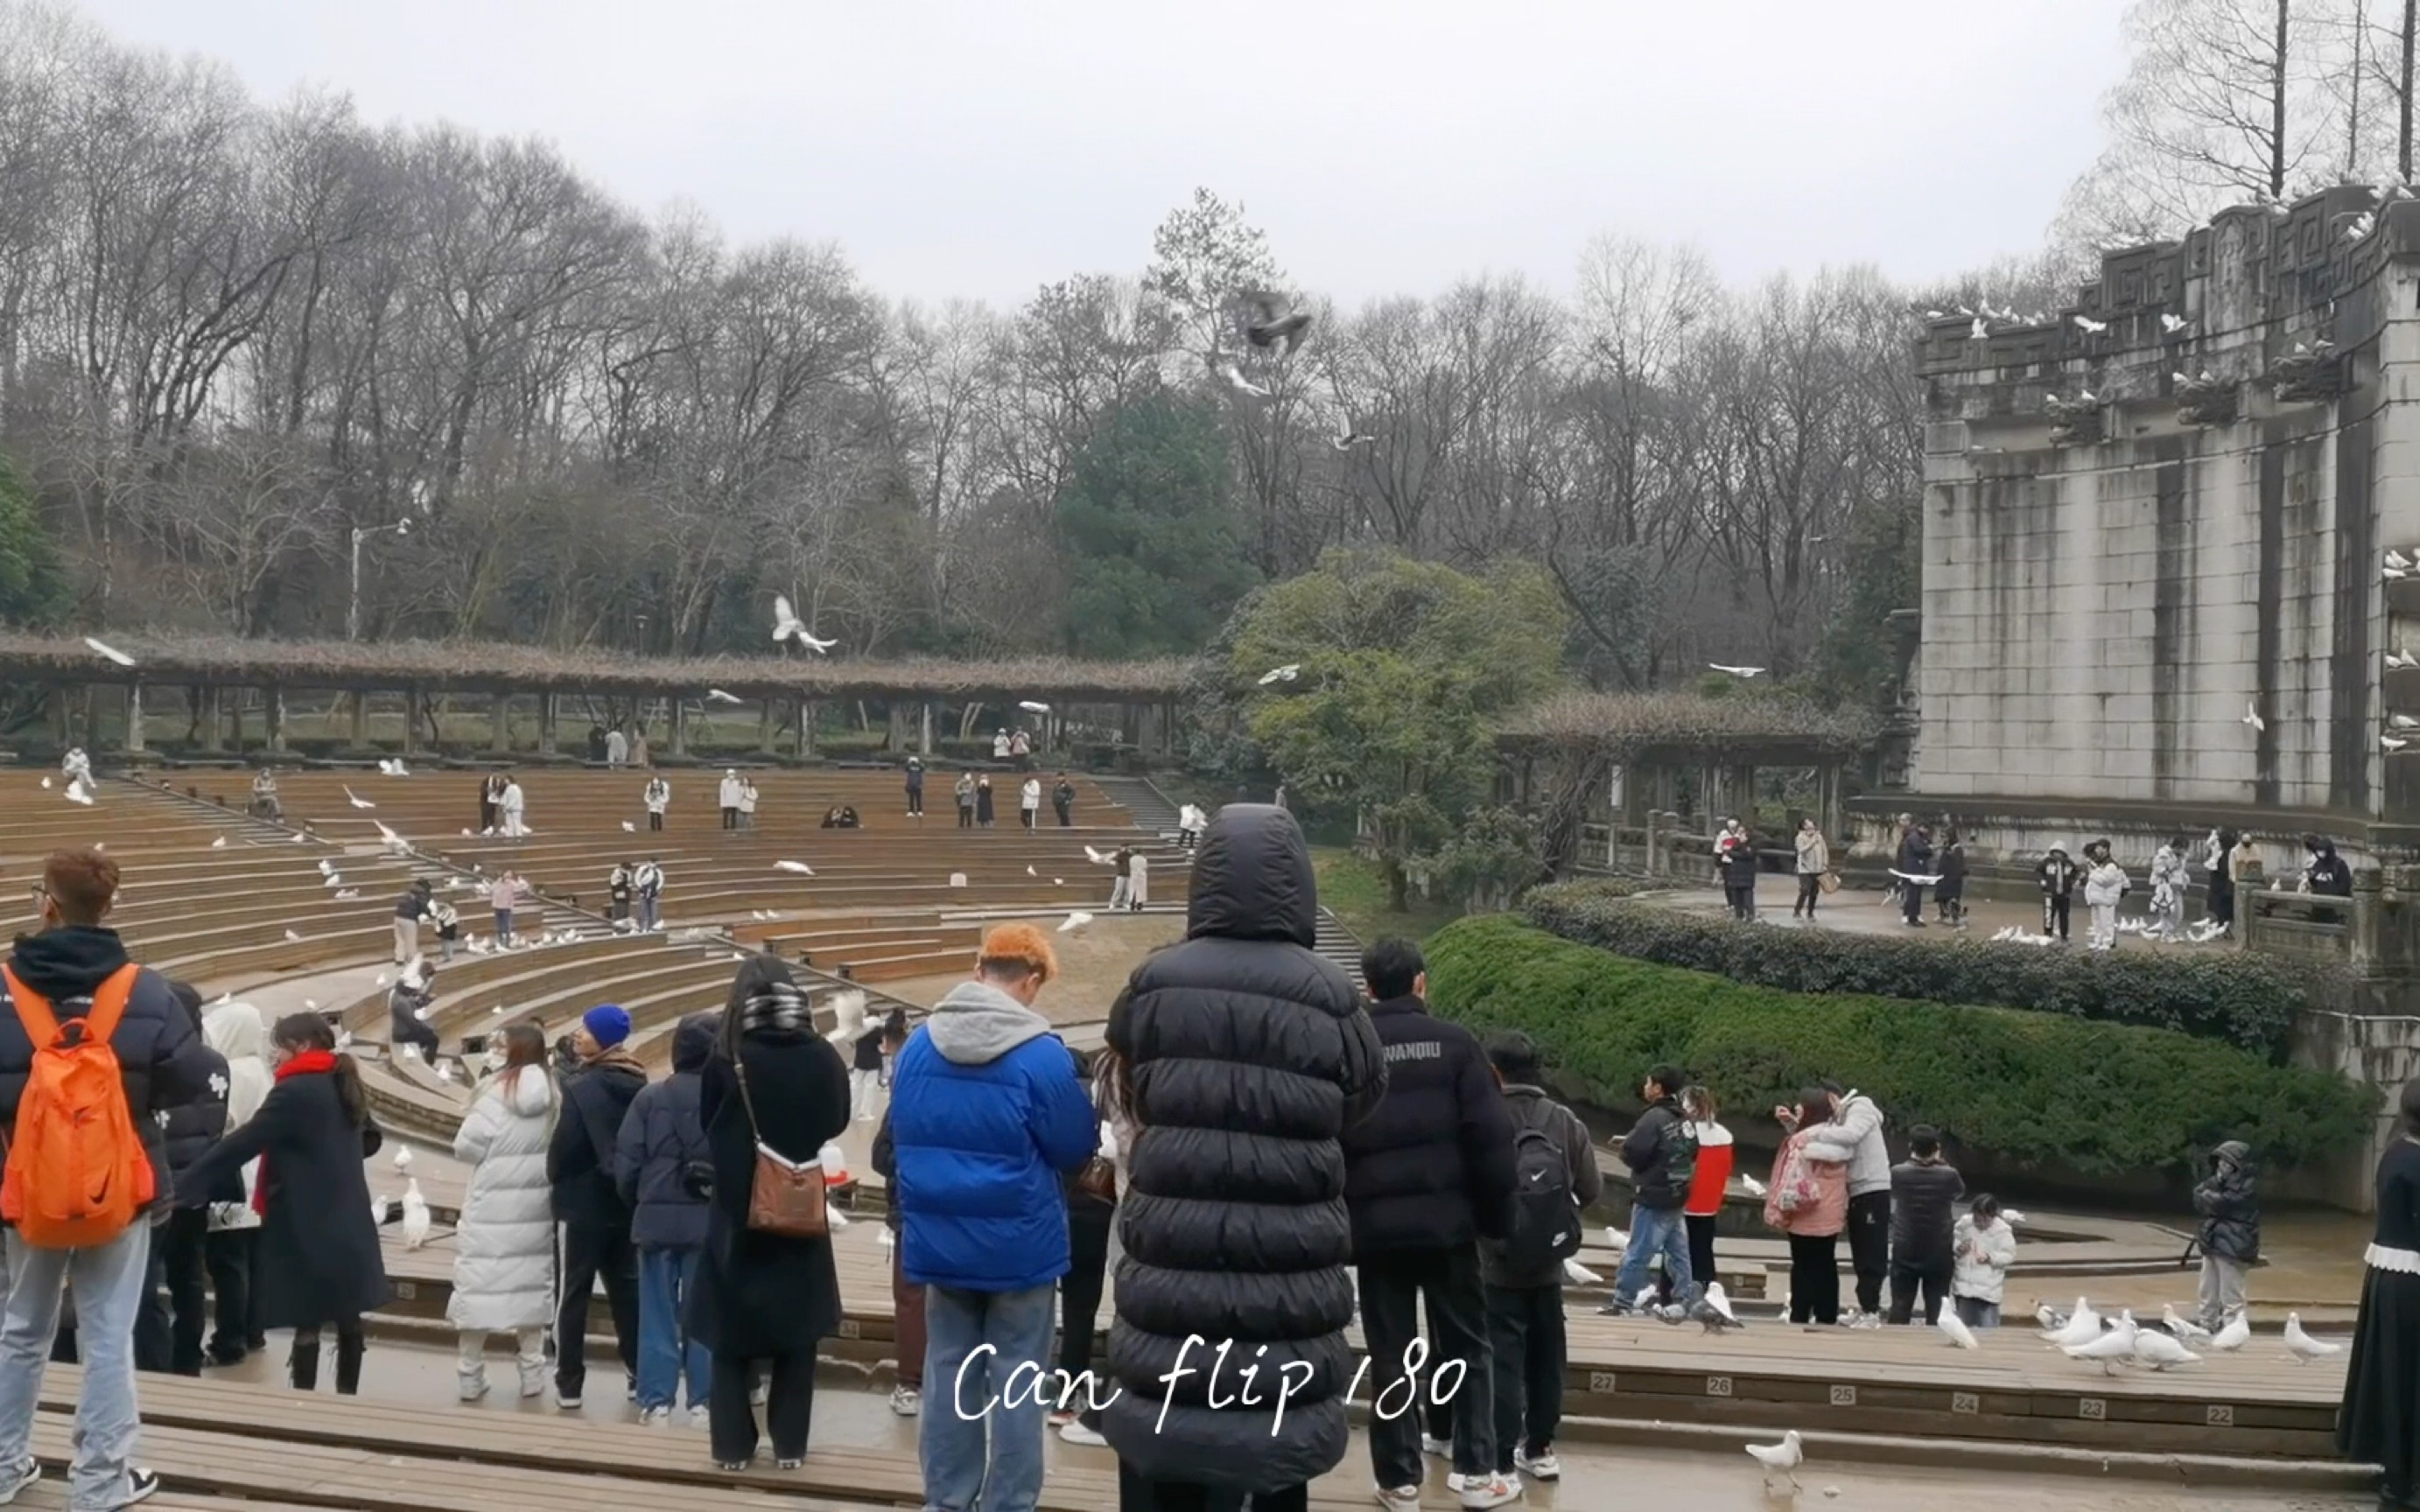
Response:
[1951,1194,2017,1328]
[2082,841,2129,951]
[2149,836,2191,941]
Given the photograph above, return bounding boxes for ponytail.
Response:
[270,1012,368,1128]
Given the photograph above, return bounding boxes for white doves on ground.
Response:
[82,636,136,668]
[1708,663,1765,678]
[210,836,226,849]
[2046,1301,2102,1348]
[1259,664,1302,686]
[1738,1174,1766,1198]
[1939,1310,1980,1349]
[2065,1322,2140,1374]
[1969,317,1989,340]
[1745,1431,1803,1490]
[2036,1303,2067,1330]
[2390,648,2420,670]
[2284,1312,2342,1362]
[1890,870,1946,886]
[1604,1226,1627,1250]
[324,874,342,888]
[2244,702,2265,732]
[319,860,334,875]
[2390,550,2416,572]
[1696,1282,1743,1334]
[775,860,816,876]
[2386,735,2412,752]
[37,777,47,789]
[377,759,410,776]
[1059,912,1093,934]
[771,594,837,654]
[395,1147,413,1172]
[2211,1312,2252,1351]
[621,821,635,833]
[1217,360,1271,399]
[2073,314,2108,333]
[706,689,743,704]
[2161,1305,2211,1344]
[333,890,359,901]
[2134,1331,2200,1371]
[370,1194,389,1226]
[1028,865,1038,877]
[284,929,301,942]
[343,787,375,809]
[64,783,93,806]
[401,1180,431,1248]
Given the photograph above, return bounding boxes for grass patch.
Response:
[1312,846,1463,947]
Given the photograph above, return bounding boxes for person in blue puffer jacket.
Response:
[889,922,1096,1512]
[615,1009,719,1424]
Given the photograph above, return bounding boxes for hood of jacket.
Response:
[671,1011,719,1074]
[927,978,1053,1066]
[581,1046,648,1085]
[494,1066,557,1117]
[10,925,133,1000]
[2213,1139,2252,1170]
[203,1001,265,1061]
[1185,803,1316,947]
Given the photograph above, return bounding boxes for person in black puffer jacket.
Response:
[614,1010,717,1420]
[140,981,229,1376]
[2193,1140,2261,1330]
[548,1004,648,1408]
[1341,938,1518,1503]
[1609,1066,1700,1312]
[1101,805,1386,1512]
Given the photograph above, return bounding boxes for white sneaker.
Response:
[0,1461,38,1506]
[888,1385,921,1418]
[1058,1420,1108,1446]
[1375,1488,1423,1512]
[456,1374,489,1403]
[1515,1446,1561,1480]
[1457,1473,1523,1509]
[1420,1436,1451,1458]
[639,1405,670,1425]
[689,1405,711,1429]
[518,1363,547,1399]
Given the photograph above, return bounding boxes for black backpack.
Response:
[1505,1123,1582,1273]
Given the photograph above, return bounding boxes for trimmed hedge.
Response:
[1524,879,2318,1060]
[1425,915,2374,1177]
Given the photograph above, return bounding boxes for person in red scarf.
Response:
[178,1015,389,1393]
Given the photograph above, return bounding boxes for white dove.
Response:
[37,776,48,789]
[1217,360,1270,399]
[621,819,636,833]
[283,929,301,942]
[1968,317,1989,340]
[2073,313,2108,333]
[1019,701,1051,714]
[2133,1330,2200,1371]
[2283,1312,2342,1362]
[1329,416,1376,451]
[2390,648,2420,670]
[2160,1304,2210,1344]
[324,873,343,888]
[949,872,967,888]
[375,821,408,850]
[1890,870,1946,886]
[1259,664,1302,686]
[377,758,410,776]
[1696,1282,1743,1333]
[343,787,375,810]
[2045,1300,2102,1348]
[1738,1173,1766,1198]
[1708,663,1765,678]
[2243,702,2264,732]
[2001,1208,2029,1226]
[1058,912,1094,933]
[2035,1302,2066,1331]
[83,636,136,668]
[394,1146,414,1172]
[2064,1321,2139,1374]
[370,1194,390,1226]
[400,1179,431,1250]
[1563,1258,1602,1286]
[1745,1431,1803,1490]
[774,860,816,876]
[1084,846,1113,864]
[2395,714,2420,732]
[63,784,93,806]
[210,836,226,850]
[2161,313,2189,333]
[2390,550,2416,572]
[1603,1226,1628,1251]
[2387,735,2411,752]
[706,689,744,704]
[771,594,837,653]
[2211,1312,2252,1351]
[1939,1309,1980,1349]
[334,890,360,901]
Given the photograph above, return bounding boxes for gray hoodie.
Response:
[1803,1089,1890,1197]
[926,978,1054,1066]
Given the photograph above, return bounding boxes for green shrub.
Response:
[1523,878,2318,1060]
[1424,915,2374,1177]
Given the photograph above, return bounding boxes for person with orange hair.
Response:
[888,922,1096,1512]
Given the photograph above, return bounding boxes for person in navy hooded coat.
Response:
[888,922,1096,1512]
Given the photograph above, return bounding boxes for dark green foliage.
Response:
[1523,879,2315,1059]
[1056,398,1258,657]
[1424,915,2374,1176]
[1810,492,1919,708]
[0,453,67,628]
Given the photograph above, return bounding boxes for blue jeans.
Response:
[922,1282,1056,1512]
[0,1222,151,1510]
[1611,1203,1698,1308]
[636,1247,708,1410]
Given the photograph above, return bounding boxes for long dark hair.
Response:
[1794,1086,1832,1131]
[498,1022,547,1098]
[272,1013,367,1128]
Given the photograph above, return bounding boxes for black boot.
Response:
[334,1328,365,1396]
[290,1331,320,1391]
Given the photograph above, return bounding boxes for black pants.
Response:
[1021,809,1035,830]
[393,1015,439,1060]
[1357,1244,1494,1486]
[1118,1464,1307,1512]
[1484,1283,1565,1469]
[1724,884,1754,920]
[160,1207,208,1374]
[291,1318,365,1394]
[204,1227,254,1361]
[1901,883,1925,923]
[1054,803,1071,827]
[1685,1213,1718,1295]
[648,811,663,831]
[132,1242,169,1374]
[2043,892,2071,938]
[1058,1211,1113,1380]
[2210,879,2234,928]
[1846,1190,1890,1314]
[557,1221,640,1399]
[1793,873,1820,916]
[710,1349,813,1465]
[1787,1234,1841,1324]
[957,805,973,828]
[907,789,923,816]
[1935,888,1963,923]
[1887,1259,1950,1326]
[721,807,738,830]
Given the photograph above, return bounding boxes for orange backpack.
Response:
[0,963,151,1249]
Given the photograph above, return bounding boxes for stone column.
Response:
[197,687,224,752]
[265,685,286,753]
[400,688,419,754]
[490,692,512,753]
[537,694,558,757]
[349,690,368,750]
[123,682,145,754]
[800,700,817,756]
[920,702,934,756]
[670,700,689,758]
[884,703,903,752]
[760,698,777,756]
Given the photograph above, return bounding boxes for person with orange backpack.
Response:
[0,849,218,1510]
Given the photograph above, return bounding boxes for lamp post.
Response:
[348,519,411,641]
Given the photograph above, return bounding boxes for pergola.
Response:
[0,633,1193,760]
[1495,690,1880,873]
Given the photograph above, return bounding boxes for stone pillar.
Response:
[885,703,903,752]
[537,695,558,757]
[123,682,144,753]
[760,698,777,755]
[800,700,817,756]
[350,690,368,750]
[670,700,689,758]
[919,702,934,757]
[266,684,287,753]
[198,687,224,752]
[490,692,511,753]
[400,688,419,754]
[1818,760,1844,840]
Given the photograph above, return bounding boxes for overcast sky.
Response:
[71,0,2132,309]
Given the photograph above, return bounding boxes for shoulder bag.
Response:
[735,1058,828,1239]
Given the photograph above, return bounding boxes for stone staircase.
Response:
[1315,906,1367,992]
[1092,774,1184,836]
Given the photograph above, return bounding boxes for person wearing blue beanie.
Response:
[549,1003,648,1408]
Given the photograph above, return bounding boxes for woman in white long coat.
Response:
[201,1001,273,1362]
[451,1023,558,1401]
